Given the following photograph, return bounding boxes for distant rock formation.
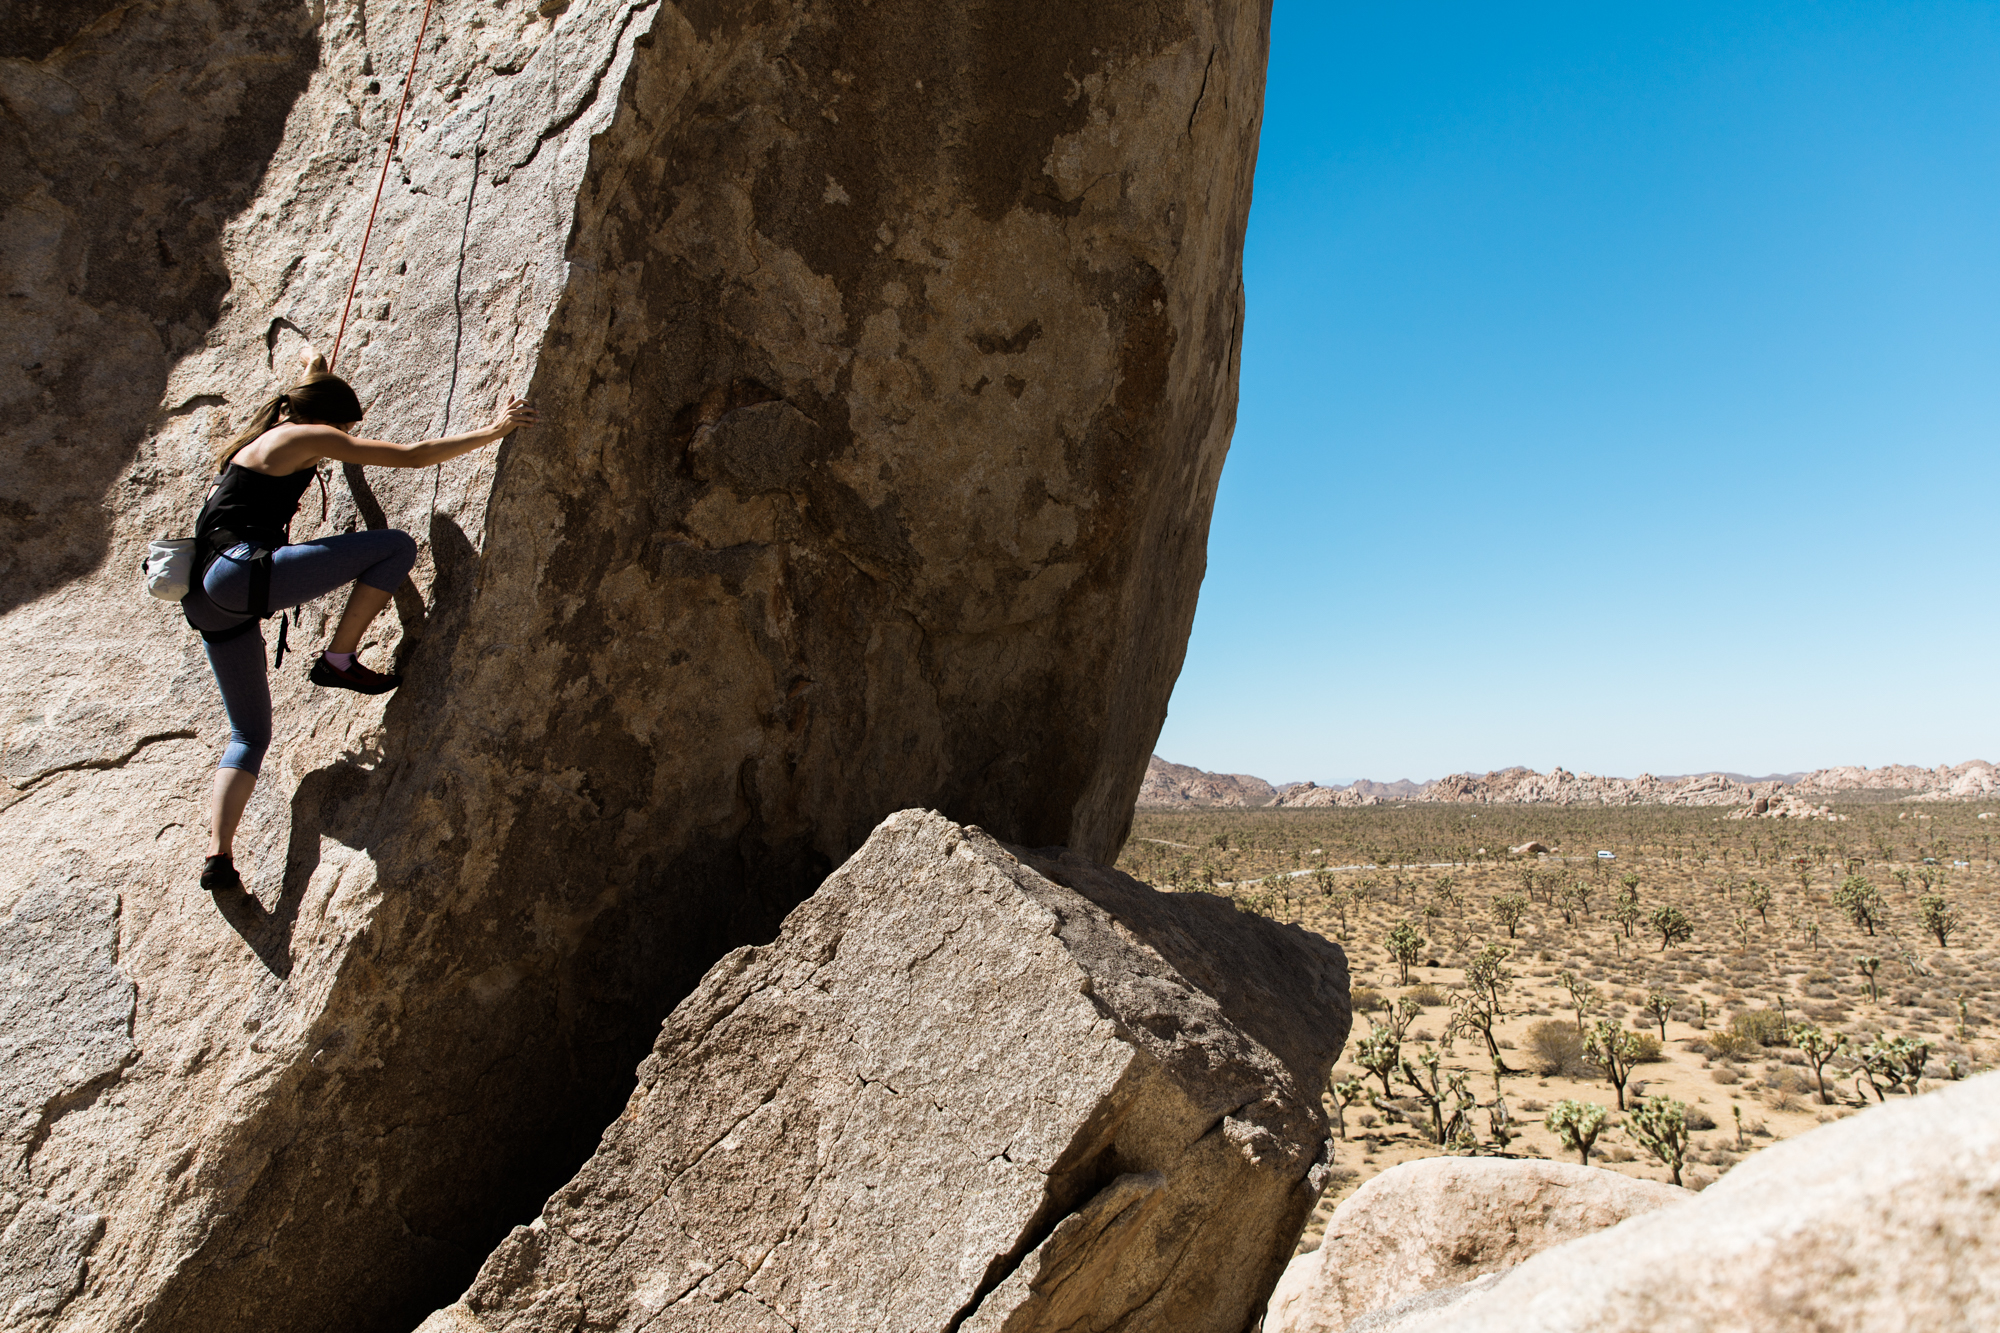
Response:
[418,810,1351,1333]
[1423,768,1789,809]
[1138,757,1424,809]
[1137,758,1995,814]
[1139,755,1281,807]
[1275,782,1386,809]
[1794,760,1998,801]
[1333,1072,2000,1333]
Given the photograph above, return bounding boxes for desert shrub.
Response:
[1522,1019,1589,1077]
[1350,987,1386,1013]
[1706,1029,1754,1060]
[1729,1009,1789,1047]
[1405,982,1450,1007]
[1685,1105,1717,1131]
[1709,1066,1741,1085]
[1629,1032,1666,1063]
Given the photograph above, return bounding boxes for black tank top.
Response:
[195,463,316,555]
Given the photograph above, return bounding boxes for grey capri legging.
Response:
[183,528,418,774]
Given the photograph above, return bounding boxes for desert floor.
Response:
[1114,799,1999,1249]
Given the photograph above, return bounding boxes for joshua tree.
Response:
[1855,954,1881,1003]
[1856,1033,1931,1101]
[1323,886,1353,941]
[1492,893,1529,939]
[1584,1019,1645,1110]
[1448,942,1514,1068]
[1487,1089,1515,1152]
[1791,1023,1845,1104]
[1352,997,1420,1099]
[1353,1024,1402,1101]
[1643,989,1674,1040]
[1917,894,1961,948]
[1627,1096,1692,1186]
[1612,897,1641,940]
[1619,871,1641,902]
[1386,920,1424,985]
[1400,1044,1451,1144]
[1517,865,1542,904]
[1328,1077,1369,1139]
[1744,879,1772,924]
[1833,874,1883,936]
[1544,1099,1607,1165]
[1556,969,1599,1034]
[1649,904,1694,951]
[1569,878,1595,918]
[1554,885,1583,926]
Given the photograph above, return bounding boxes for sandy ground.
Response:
[1113,803,1999,1252]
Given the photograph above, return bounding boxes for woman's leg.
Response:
[265,529,418,636]
[201,625,272,861]
[327,583,394,655]
[262,528,420,624]
[209,768,258,857]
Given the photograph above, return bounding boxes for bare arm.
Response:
[256,399,539,472]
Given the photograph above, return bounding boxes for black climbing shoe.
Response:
[201,854,242,893]
[310,654,403,696]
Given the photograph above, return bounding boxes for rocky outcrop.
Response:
[1728,791,1844,821]
[1138,754,1280,808]
[1262,1159,1689,1333]
[417,809,1350,1333]
[1335,1073,2000,1333]
[1137,758,1422,809]
[1275,783,1385,809]
[1422,768,1787,809]
[1793,760,1998,802]
[1,3,1270,1330]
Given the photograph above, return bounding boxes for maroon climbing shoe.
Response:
[309,654,403,696]
[201,854,242,893]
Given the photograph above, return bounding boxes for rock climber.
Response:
[184,351,537,893]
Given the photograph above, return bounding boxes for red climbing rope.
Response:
[329,0,440,371]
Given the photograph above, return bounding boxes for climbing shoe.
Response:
[310,654,403,695]
[201,854,242,893]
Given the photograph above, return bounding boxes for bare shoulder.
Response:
[237,423,346,475]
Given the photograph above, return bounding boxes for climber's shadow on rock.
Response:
[216,511,478,977]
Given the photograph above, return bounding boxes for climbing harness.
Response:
[185,466,331,668]
[329,0,441,371]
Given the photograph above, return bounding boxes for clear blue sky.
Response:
[1156,1,2000,785]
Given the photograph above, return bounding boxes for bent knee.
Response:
[362,529,420,589]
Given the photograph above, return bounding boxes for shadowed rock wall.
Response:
[0,2,1269,1330]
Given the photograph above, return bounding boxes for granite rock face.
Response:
[417,809,1350,1333]
[1345,1073,2000,1333]
[1262,1159,1691,1333]
[0,2,1268,1330]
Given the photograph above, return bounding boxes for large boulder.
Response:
[0,2,1270,1330]
[1263,1159,1690,1333]
[1343,1072,2000,1333]
[416,809,1350,1333]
